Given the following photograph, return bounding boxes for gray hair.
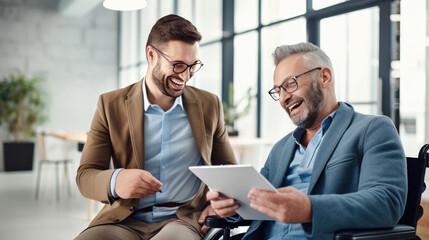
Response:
[273,42,334,80]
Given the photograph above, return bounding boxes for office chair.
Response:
[35,134,72,201]
[204,143,429,240]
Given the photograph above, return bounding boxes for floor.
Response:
[0,165,91,240]
[417,201,429,239]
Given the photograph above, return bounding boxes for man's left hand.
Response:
[248,186,312,223]
[198,205,217,233]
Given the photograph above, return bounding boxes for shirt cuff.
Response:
[110,168,123,200]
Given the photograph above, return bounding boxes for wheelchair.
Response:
[203,144,429,240]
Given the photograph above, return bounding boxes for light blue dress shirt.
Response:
[110,79,204,223]
[263,111,336,239]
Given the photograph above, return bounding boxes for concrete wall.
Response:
[0,0,118,170]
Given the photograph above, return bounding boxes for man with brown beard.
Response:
[75,14,236,240]
[207,42,407,239]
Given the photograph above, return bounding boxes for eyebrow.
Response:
[172,55,199,65]
[174,60,200,64]
[166,55,200,65]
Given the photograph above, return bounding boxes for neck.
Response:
[302,100,339,147]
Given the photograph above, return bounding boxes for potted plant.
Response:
[222,82,256,137]
[0,70,47,171]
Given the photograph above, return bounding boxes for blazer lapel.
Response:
[308,102,354,193]
[125,80,145,169]
[182,87,209,164]
[271,136,296,188]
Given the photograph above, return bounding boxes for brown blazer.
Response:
[76,80,236,232]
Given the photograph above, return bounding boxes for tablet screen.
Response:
[189,165,277,220]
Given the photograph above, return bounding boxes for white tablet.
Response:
[189,164,278,221]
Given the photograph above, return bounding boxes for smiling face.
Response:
[273,54,325,129]
[148,40,200,99]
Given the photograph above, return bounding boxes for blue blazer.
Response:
[243,102,407,240]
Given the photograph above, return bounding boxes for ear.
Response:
[147,46,156,65]
[319,67,333,88]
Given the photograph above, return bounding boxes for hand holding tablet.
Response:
[189,165,278,220]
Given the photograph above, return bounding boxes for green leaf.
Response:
[222,83,257,128]
[0,69,48,142]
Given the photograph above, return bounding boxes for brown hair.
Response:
[146,14,202,51]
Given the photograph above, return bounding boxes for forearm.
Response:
[306,186,405,235]
[76,95,116,202]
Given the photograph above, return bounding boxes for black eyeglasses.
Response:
[268,67,321,101]
[151,45,204,74]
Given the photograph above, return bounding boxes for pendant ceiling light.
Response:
[103,0,147,11]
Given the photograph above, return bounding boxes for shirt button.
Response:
[113,219,120,223]
[130,206,135,212]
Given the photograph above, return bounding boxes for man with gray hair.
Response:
[207,42,407,239]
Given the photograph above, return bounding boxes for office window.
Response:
[119,11,139,86]
[235,0,258,33]
[399,0,426,155]
[178,0,194,21]
[260,18,306,140]
[320,7,379,115]
[234,31,258,138]
[159,0,174,17]
[191,42,222,97]
[119,11,138,68]
[117,0,423,149]
[195,0,222,43]
[138,63,148,81]
[261,0,305,25]
[139,0,158,66]
[313,0,348,10]
[119,67,138,89]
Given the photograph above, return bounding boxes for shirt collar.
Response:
[142,78,184,111]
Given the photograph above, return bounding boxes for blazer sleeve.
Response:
[76,95,116,204]
[304,116,407,237]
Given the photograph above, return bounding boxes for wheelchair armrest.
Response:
[335,224,416,240]
[205,215,252,229]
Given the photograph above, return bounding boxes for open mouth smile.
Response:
[169,77,185,90]
[285,100,303,114]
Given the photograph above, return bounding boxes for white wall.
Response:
[0,0,118,170]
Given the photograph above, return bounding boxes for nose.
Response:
[179,69,192,82]
[279,88,291,102]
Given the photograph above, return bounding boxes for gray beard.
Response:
[294,82,324,129]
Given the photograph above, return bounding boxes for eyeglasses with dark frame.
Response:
[268,67,322,101]
[151,45,204,74]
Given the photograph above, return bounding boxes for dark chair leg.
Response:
[35,161,43,200]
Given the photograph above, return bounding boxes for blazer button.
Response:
[130,206,135,212]
[113,219,120,223]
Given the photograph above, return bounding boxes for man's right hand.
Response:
[206,190,240,218]
[115,169,163,199]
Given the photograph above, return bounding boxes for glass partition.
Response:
[260,18,306,141]
[320,7,379,115]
